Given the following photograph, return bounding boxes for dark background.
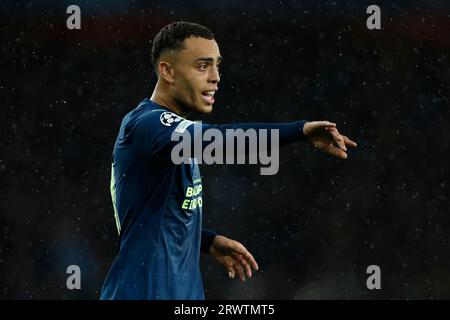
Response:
[1,0,449,299]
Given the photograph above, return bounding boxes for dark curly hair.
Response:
[151,21,214,71]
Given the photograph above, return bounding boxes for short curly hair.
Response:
[151,21,214,71]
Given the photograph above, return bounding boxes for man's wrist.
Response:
[298,120,309,140]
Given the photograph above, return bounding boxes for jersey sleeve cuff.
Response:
[201,228,217,254]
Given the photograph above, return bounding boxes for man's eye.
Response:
[199,64,208,71]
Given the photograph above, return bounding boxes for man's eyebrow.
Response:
[195,56,223,63]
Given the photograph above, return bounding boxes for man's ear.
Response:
[158,61,175,84]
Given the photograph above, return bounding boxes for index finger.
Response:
[316,121,336,128]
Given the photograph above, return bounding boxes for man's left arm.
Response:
[201,230,259,282]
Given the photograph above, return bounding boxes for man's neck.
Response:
[150,84,186,117]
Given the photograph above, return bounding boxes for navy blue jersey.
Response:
[100,98,307,300]
[100,99,207,300]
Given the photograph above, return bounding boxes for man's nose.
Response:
[208,66,220,84]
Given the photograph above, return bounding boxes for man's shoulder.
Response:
[120,99,192,157]
[133,100,188,133]
[119,100,161,131]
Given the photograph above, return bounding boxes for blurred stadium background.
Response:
[0,0,449,299]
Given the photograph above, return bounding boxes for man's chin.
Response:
[198,104,213,113]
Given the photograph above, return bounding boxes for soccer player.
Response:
[100,21,357,300]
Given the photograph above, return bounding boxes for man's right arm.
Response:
[130,110,356,161]
[130,110,309,159]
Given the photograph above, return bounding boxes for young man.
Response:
[100,21,356,300]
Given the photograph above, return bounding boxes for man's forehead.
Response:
[180,37,221,60]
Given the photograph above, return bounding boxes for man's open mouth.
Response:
[201,91,215,105]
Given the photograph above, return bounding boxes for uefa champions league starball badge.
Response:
[160,112,183,126]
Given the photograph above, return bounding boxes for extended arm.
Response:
[132,110,357,160]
